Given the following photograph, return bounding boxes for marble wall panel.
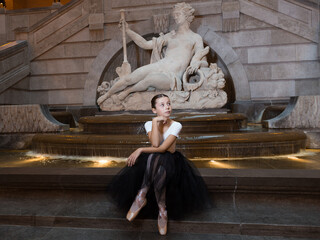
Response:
[31,58,94,75]
[250,80,295,98]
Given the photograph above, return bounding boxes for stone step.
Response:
[2,225,318,240]
[1,168,320,193]
[0,168,319,238]
[0,215,319,239]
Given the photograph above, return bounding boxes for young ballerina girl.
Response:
[109,94,211,235]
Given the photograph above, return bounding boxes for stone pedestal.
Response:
[0,104,69,133]
[263,96,320,148]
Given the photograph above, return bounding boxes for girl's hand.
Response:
[127,148,142,167]
[154,116,168,124]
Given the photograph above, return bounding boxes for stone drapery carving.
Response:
[97,2,227,111]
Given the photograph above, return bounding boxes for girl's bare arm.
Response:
[127,135,176,166]
[149,118,163,147]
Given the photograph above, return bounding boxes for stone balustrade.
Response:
[0,40,29,94]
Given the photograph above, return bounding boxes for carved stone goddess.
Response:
[97,2,227,111]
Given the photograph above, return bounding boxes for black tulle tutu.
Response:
[108,151,212,220]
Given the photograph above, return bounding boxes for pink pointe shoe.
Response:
[158,209,167,235]
[126,192,147,221]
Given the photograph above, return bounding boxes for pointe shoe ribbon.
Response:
[126,197,147,222]
[158,210,167,235]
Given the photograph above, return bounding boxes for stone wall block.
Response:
[245,65,271,81]
[240,0,317,42]
[89,13,104,30]
[249,80,295,98]
[65,28,90,42]
[32,58,93,75]
[222,30,272,47]
[278,0,311,24]
[234,48,248,64]
[48,89,83,105]
[295,79,320,96]
[0,105,68,133]
[272,62,320,80]
[34,5,83,44]
[270,29,310,45]
[248,45,296,64]
[29,74,86,91]
[295,44,318,61]
[240,14,272,30]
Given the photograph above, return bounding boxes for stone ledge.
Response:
[0,168,319,194]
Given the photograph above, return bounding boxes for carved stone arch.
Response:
[83,23,251,106]
[199,26,251,101]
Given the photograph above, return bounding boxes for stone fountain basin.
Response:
[32,131,306,158]
[78,113,247,134]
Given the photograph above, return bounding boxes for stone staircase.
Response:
[0,167,319,239]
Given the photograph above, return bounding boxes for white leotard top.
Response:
[144,121,182,140]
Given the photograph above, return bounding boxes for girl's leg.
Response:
[153,164,168,235]
[126,153,156,221]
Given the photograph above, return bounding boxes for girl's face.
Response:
[152,97,172,118]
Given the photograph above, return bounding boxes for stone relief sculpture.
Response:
[97,2,227,111]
